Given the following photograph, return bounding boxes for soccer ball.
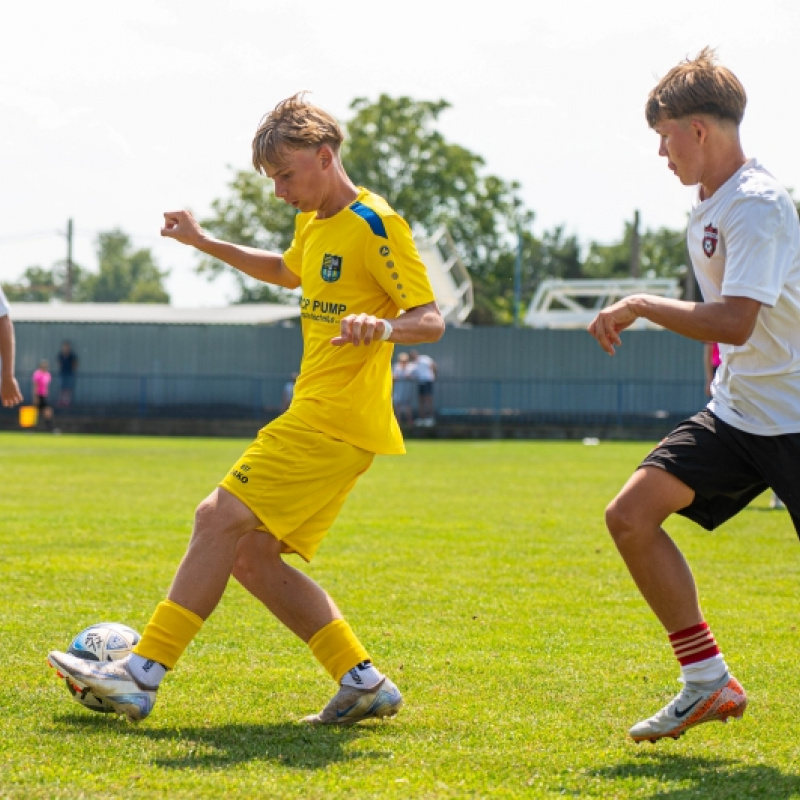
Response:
[63,622,141,713]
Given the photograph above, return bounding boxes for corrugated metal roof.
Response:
[10,302,301,325]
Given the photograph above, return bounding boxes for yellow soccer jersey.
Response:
[282,188,436,454]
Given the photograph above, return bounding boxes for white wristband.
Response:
[379,319,393,341]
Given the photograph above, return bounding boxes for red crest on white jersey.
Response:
[702,224,719,258]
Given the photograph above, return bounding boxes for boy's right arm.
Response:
[0,316,22,407]
[161,210,300,290]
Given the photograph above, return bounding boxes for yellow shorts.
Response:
[219,412,374,562]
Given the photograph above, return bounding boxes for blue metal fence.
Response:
[36,372,289,419]
[435,376,699,426]
[31,371,703,425]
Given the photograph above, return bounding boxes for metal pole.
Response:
[65,218,74,301]
[630,209,641,278]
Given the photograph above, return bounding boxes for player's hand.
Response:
[1,376,23,407]
[588,299,639,355]
[331,313,389,347]
[161,210,206,246]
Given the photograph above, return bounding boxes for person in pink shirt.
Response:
[703,342,721,397]
[32,360,55,432]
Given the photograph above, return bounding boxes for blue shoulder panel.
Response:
[349,201,388,239]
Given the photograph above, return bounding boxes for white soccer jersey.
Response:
[0,285,9,318]
[689,158,800,434]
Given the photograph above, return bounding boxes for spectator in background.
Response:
[391,352,416,426]
[281,372,298,412]
[57,340,78,407]
[32,360,55,433]
[410,350,437,426]
[703,341,721,397]
[0,286,23,407]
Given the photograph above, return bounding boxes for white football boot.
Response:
[302,676,403,725]
[48,651,156,722]
[629,673,747,743]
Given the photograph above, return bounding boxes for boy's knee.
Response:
[192,489,257,540]
[605,496,637,544]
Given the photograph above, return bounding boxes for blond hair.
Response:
[252,92,344,173]
[645,47,746,127]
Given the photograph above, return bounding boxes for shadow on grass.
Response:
[48,713,394,771]
[595,751,800,799]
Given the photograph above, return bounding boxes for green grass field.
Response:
[2,431,800,799]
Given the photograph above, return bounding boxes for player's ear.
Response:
[317,145,334,170]
[690,117,709,144]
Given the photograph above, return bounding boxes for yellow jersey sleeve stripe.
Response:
[349,201,388,239]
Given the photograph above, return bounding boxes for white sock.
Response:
[127,653,168,688]
[681,653,727,685]
[340,660,383,690]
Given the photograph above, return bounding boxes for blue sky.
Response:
[2,0,798,306]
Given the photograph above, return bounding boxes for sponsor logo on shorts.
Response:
[230,463,250,484]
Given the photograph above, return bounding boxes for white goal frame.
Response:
[524,278,682,329]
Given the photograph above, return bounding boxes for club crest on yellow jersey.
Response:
[321,254,343,282]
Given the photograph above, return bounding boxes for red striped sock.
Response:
[668,622,720,667]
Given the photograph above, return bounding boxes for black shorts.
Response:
[418,382,434,398]
[640,409,800,536]
[36,395,49,411]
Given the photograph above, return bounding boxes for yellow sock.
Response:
[308,619,369,683]
[132,599,203,670]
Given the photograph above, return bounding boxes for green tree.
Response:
[198,170,298,304]
[533,226,584,282]
[343,96,486,230]
[77,229,170,303]
[2,263,84,302]
[583,218,687,281]
[345,95,534,324]
[583,225,633,280]
[640,226,689,281]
